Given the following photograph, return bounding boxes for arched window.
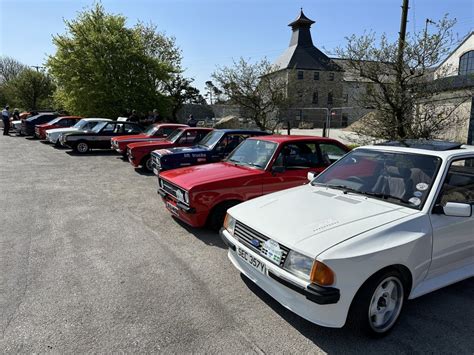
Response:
[459,51,474,75]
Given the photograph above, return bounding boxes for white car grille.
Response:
[234,221,290,267]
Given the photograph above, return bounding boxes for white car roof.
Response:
[82,118,112,122]
[359,144,474,160]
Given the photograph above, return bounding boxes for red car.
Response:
[127,127,213,171]
[111,123,187,155]
[158,135,350,229]
[35,116,82,140]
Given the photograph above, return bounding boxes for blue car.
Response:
[150,129,269,174]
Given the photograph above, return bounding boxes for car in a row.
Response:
[23,115,473,338]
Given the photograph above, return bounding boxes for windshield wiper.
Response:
[228,159,245,166]
[325,184,360,194]
[360,191,407,203]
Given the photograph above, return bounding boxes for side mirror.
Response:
[271,166,285,174]
[442,202,472,217]
[307,171,318,181]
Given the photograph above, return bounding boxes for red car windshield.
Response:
[226,139,277,169]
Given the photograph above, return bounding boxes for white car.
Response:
[45,118,111,145]
[221,140,473,337]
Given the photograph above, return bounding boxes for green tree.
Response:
[0,56,28,107]
[163,75,206,122]
[6,69,55,110]
[212,58,289,131]
[47,3,181,118]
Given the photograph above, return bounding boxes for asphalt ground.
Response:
[0,133,473,353]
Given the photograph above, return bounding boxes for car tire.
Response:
[207,200,240,231]
[74,141,90,154]
[141,155,153,172]
[347,269,405,337]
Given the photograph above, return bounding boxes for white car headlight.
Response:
[284,250,314,281]
[223,214,236,235]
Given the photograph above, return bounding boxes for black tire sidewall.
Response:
[347,269,405,338]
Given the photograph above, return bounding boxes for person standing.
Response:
[2,105,10,135]
[187,114,197,127]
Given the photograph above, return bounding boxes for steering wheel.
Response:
[346,176,365,184]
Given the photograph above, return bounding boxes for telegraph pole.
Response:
[31,65,45,72]
[395,0,409,138]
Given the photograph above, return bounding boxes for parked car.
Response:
[10,112,31,133]
[111,123,187,155]
[127,127,213,171]
[46,118,112,146]
[220,140,474,337]
[35,116,82,139]
[21,112,60,136]
[158,135,349,229]
[151,129,270,174]
[60,120,144,153]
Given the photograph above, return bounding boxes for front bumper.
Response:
[220,228,346,328]
[158,188,208,227]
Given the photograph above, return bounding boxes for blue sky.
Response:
[1,0,473,94]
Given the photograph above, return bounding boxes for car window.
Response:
[178,131,198,144]
[216,134,246,154]
[162,127,176,136]
[124,124,141,134]
[313,149,441,209]
[437,158,474,205]
[102,123,115,133]
[227,139,278,169]
[194,131,210,144]
[319,143,347,164]
[273,142,320,168]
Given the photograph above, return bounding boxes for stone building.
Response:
[272,11,473,140]
[272,10,370,128]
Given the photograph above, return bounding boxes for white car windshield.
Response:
[226,139,277,169]
[74,120,87,129]
[312,148,442,209]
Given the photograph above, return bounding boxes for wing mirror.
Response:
[307,171,318,181]
[271,166,285,174]
[442,202,472,217]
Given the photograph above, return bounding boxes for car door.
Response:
[427,156,474,280]
[95,122,117,148]
[262,141,326,194]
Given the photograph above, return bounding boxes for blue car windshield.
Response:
[197,131,225,148]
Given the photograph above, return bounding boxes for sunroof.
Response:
[377,140,463,151]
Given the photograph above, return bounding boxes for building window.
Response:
[327,92,333,105]
[297,71,304,80]
[313,71,320,80]
[459,51,474,75]
[312,91,318,104]
[344,94,349,104]
[329,72,335,81]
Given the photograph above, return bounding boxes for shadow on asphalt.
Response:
[66,149,118,157]
[171,216,226,249]
[240,274,474,352]
[134,168,154,176]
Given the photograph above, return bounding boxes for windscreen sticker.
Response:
[416,183,429,191]
[409,197,421,206]
[413,191,423,198]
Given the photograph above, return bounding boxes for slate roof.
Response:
[273,10,342,72]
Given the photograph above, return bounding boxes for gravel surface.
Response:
[1,134,473,353]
